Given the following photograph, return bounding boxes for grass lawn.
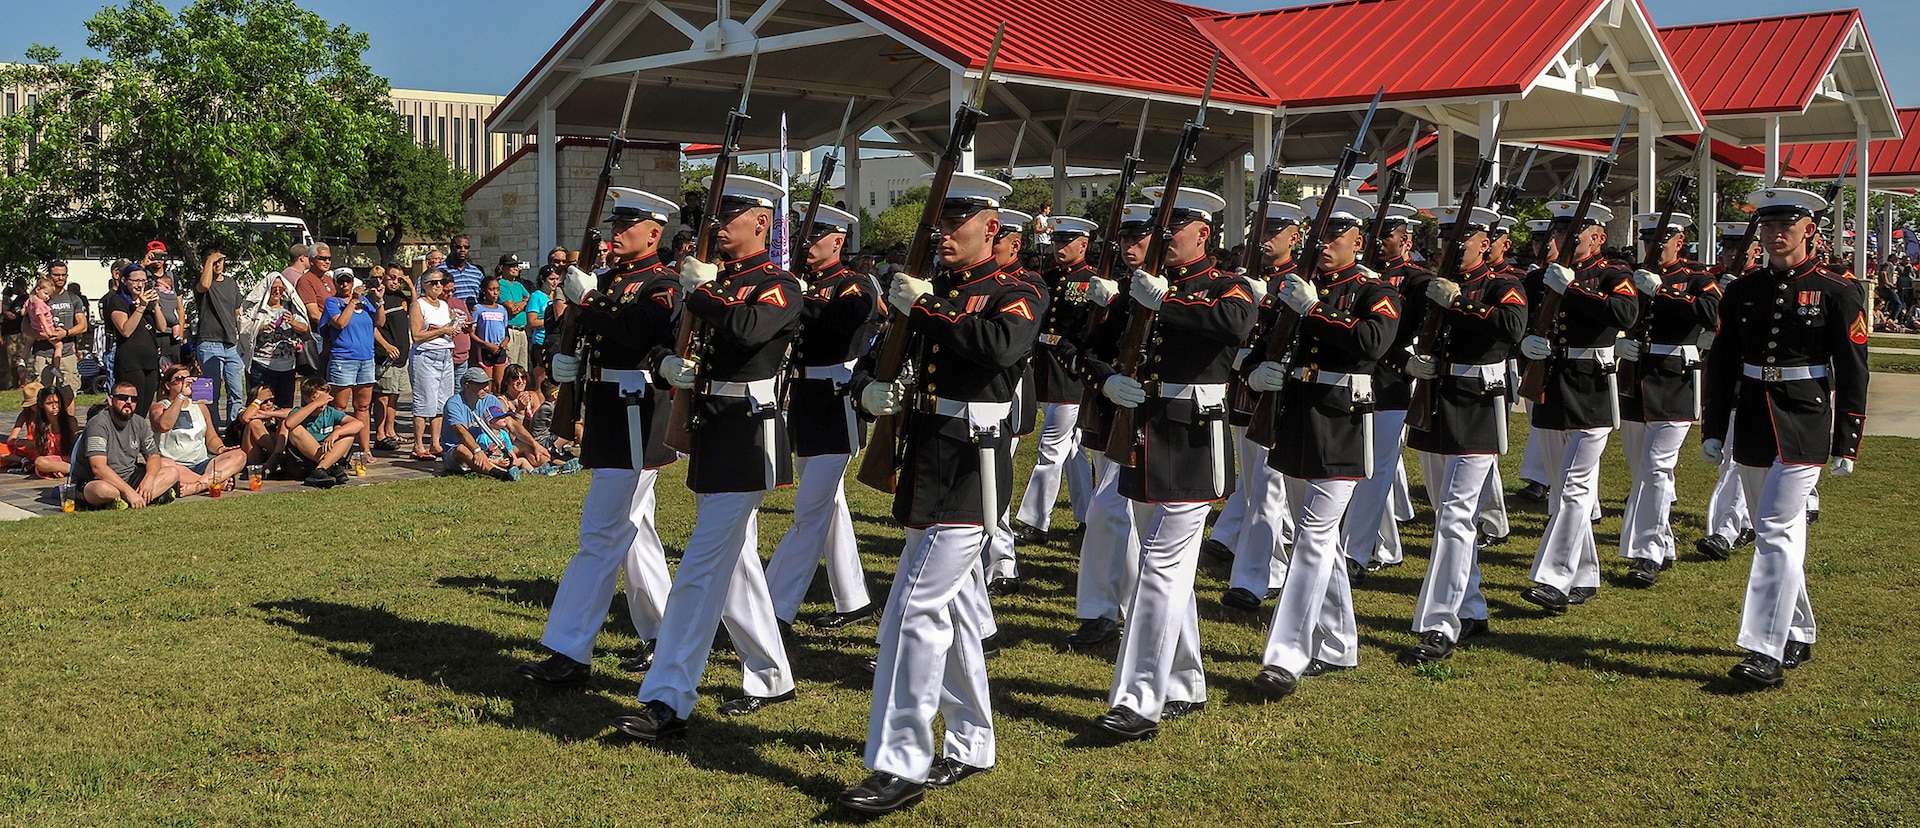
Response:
[1,414,1915,826]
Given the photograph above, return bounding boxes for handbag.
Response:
[293,333,325,376]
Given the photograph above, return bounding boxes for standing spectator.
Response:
[193,248,245,427]
[496,254,532,368]
[104,264,167,414]
[371,265,413,451]
[442,234,485,303]
[2,274,27,388]
[680,191,705,237]
[670,232,696,265]
[322,268,383,458]
[408,270,462,460]
[28,261,88,391]
[151,364,247,489]
[528,261,562,387]
[468,275,510,385]
[143,243,188,366]
[296,243,334,347]
[282,376,362,487]
[77,379,189,509]
[244,273,309,411]
[1032,202,1054,253]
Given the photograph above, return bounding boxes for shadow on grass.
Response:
[600,720,862,805]
[1354,611,1732,683]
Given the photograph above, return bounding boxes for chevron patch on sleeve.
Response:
[1000,298,1034,320]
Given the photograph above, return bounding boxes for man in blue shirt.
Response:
[440,234,486,304]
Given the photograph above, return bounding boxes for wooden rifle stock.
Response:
[1618,174,1694,399]
[1406,149,1501,433]
[551,133,628,441]
[1517,111,1629,402]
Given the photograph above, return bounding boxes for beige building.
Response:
[390,88,526,178]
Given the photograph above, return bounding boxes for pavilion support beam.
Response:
[1052,147,1068,217]
[846,148,862,250]
[1763,115,1782,185]
[1437,123,1456,199]
[951,70,974,173]
[1638,107,1659,222]
[1697,140,1717,265]
[1884,193,1896,270]
[1224,153,1246,248]
[538,99,558,257]
[1479,101,1503,200]
[1857,119,1870,275]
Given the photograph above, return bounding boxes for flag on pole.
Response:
[774,112,791,270]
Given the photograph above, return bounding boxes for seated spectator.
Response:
[76,379,190,509]
[499,363,540,427]
[12,383,78,478]
[229,384,293,470]
[150,364,248,489]
[527,379,574,460]
[281,376,364,488]
[442,367,572,480]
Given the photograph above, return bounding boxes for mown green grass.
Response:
[1,415,1915,826]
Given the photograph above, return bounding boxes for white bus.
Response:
[58,213,315,298]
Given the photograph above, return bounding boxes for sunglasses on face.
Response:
[111,394,138,402]
[451,245,471,250]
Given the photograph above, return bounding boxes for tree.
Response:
[865,185,929,251]
[0,0,399,279]
[310,126,473,265]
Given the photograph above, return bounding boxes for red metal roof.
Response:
[1789,108,1920,179]
[1658,10,1858,117]
[841,0,1275,108]
[1664,134,1809,178]
[1195,0,1606,109]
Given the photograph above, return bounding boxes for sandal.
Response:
[409,450,438,461]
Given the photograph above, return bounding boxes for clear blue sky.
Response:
[3,0,1918,105]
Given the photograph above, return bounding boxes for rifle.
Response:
[1490,144,1538,218]
[796,98,856,276]
[1517,109,1630,403]
[662,48,759,453]
[551,71,642,441]
[1073,101,1151,433]
[1246,88,1383,448]
[1364,123,1422,272]
[1405,112,1507,433]
[1814,149,1856,263]
[1619,141,1702,399]
[855,24,1006,493]
[1102,51,1221,467]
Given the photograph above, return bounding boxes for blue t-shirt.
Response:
[471,303,508,347]
[443,392,512,451]
[322,295,379,361]
[526,290,552,345]
[501,279,531,327]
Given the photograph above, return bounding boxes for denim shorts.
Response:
[327,357,376,387]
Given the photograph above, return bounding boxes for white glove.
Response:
[1519,334,1552,361]
[860,381,903,416]
[1086,276,1119,307]
[550,353,581,383]
[1130,270,1169,310]
[1406,354,1439,380]
[1697,330,1716,351]
[1828,455,1854,477]
[678,257,718,293]
[1426,278,1461,307]
[887,274,932,315]
[1545,263,1575,294]
[1247,360,1288,393]
[1616,338,1642,362]
[563,265,594,304]
[1700,438,1725,465]
[792,276,809,295]
[1241,273,1269,306]
[1101,374,1146,408]
[1276,275,1319,315]
[661,355,698,388]
[1631,268,1662,295]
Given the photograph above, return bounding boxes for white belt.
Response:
[922,396,1012,432]
[1743,363,1826,381]
[708,377,779,399]
[798,360,857,383]
[597,368,654,394]
[1447,361,1507,381]
[1155,382,1229,403]
[1565,346,1615,362]
[1647,344,1699,360]
[1290,367,1363,387]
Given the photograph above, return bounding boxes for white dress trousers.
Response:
[1413,452,1497,640]
[541,468,671,663]
[1016,403,1093,530]
[986,437,1021,580]
[635,491,794,718]
[1261,477,1360,676]
[1342,408,1407,567]
[1518,399,1548,485]
[1074,451,1140,622]
[1208,426,1256,551]
[1478,462,1511,538]
[1227,443,1292,594]
[1108,500,1211,721]
[765,453,870,622]
[1528,427,1611,592]
[866,524,995,784]
[1735,461,1821,660]
[1619,420,1691,564]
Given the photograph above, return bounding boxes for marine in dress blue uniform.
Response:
[984,209,1048,594]
[1342,201,1426,575]
[1014,216,1099,545]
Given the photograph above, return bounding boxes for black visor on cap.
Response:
[1163,207,1211,227]
[607,206,665,225]
[1638,227,1683,241]
[1324,216,1364,234]
[1754,205,1815,223]
[1551,216,1602,229]
[717,195,769,216]
[938,198,994,221]
[1116,220,1154,238]
[804,221,845,240]
[1050,230,1088,242]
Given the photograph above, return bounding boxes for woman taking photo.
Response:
[245,275,310,409]
[323,268,383,461]
[103,263,167,413]
[151,364,248,490]
[408,270,464,460]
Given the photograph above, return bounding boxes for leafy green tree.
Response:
[865,185,929,251]
[310,126,473,266]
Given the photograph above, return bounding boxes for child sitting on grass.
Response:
[281,376,364,488]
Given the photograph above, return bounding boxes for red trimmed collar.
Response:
[1319,261,1365,287]
[721,250,773,276]
[946,256,1002,287]
[609,253,663,274]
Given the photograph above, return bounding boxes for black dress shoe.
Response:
[1220,587,1263,612]
[1344,558,1367,582]
[1010,522,1047,545]
[924,756,989,789]
[1065,616,1120,648]
[516,652,590,689]
[1568,586,1598,605]
[1066,523,1086,537]
[1659,557,1674,572]
[861,656,877,675]
[616,640,655,673]
[1409,630,1455,663]
[1476,531,1508,549]
[1625,558,1660,587]
[1729,652,1785,688]
[985,576,1022,598]
[1253,665,1299,697]
[838,771,924,814]
[1161,700,1205,720]
[812,603,876,630]
[611,700,688,741]
[1806,509,1820,524]
[717,689,796,716]
[979,634,1001,659]
[1458,617,1490,640]
[1301,659,1352,678]
[1517,480,1549,501]
[1733,527,1757,548]
[1696,534,1733,560]
[1200,538,1235,562]
[1521,584,1570,614]
[1094,705,1159,740]
[1782,640,1813,669]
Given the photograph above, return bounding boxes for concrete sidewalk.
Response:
[1866,371,1920,438]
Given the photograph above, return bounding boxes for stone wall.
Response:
[463,138,681,263]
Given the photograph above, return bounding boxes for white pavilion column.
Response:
[951,71,975,173]
[1638,107,1659,222]
[845,147,863,251]
[1437,123,1456,199]
[1763,115,1782,185]
[1857,120,1871,275]
[1223,152,1246,247]
[1697,139,1717,265]
[1479,101,1503,199]
[538,98,558,257]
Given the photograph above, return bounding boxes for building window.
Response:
[869,192,876,207]
[452,118,462,168]
[405,114,415,140]
[4,93,13,116]
[437,116,447,155]
[470,119,480,172]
